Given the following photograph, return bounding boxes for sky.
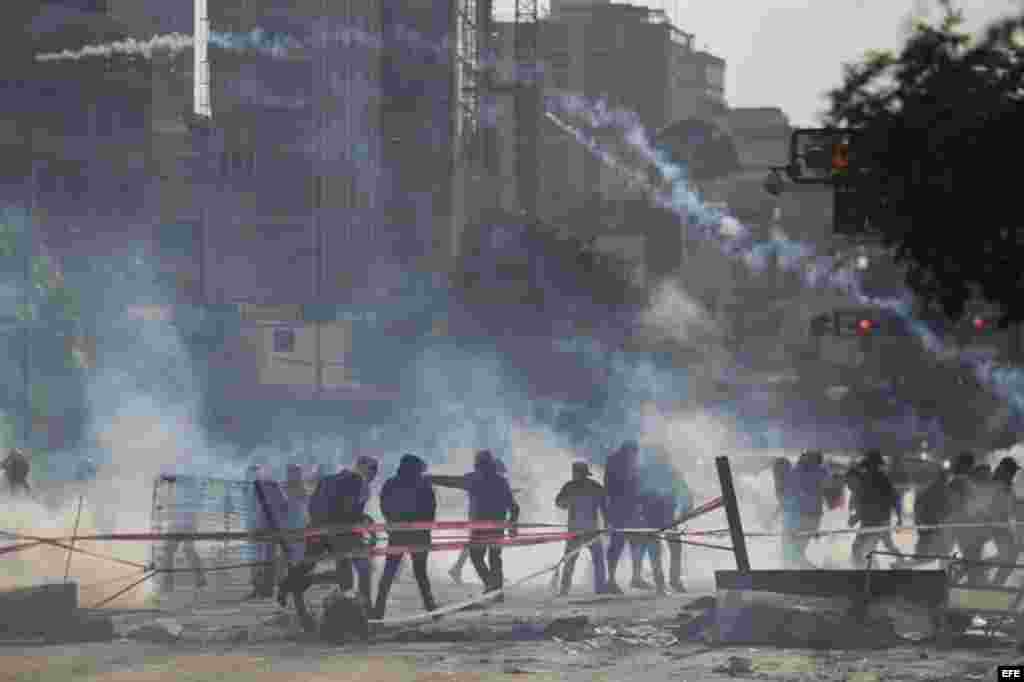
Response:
[501,0,1024,127]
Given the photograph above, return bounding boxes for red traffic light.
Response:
[857,318,875,333]
[972,316,987,331]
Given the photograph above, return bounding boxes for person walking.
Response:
[2,448,30,496]
[429,450,519,602]
[373,454,440,620]
[989,457,1020,586]
[277,455,380,627]
[604,440,645,593]
[159,470,208,593]
[894,466,954,568]
[554,461,608,596]
[450,459,510,585]
[283,463,309,568]
[246,464,288,600]
[848,450,903,568]
[781,451,829,569]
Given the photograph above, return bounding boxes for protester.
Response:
[278,454,380,628]
[771,457,792,528]
[451,459,510,585]
[283,463,309,566]
[947,452,989,584]
[2,448,30,496]
[373,454,439,620]
[554,461,608,596]
[894,466,953,568]
[636,450,693,593]
[429,450,519,603]
[848,450,903,568]
[604,440,644,594]
[247,464,288,600]
[781,450,829,569]
[989,457,1021,586]
[159,470,208,593]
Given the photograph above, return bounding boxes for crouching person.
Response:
[555,461,608,596]
[373,454,440,620]
[278,455,379,631]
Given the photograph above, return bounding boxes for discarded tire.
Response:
[319,591,369,644]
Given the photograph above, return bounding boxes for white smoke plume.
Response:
[35,33,194,62]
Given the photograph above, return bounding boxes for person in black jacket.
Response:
[604,440,643,594]
[2,448,30,495]
[429,450,519,601]
[277,455,379,627]
[849,450,902,568]
[373,454,439,620]
[989,457,1020,586]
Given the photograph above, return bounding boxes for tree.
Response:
[0,209,85,461]
[822,1,1024,324]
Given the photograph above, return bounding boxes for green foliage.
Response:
[822,2,1024,324]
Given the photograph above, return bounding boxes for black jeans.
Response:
[281,534,372,604]
[374,531,435,617]
[468,530,504,590]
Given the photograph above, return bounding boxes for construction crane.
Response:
[456,0,540,217]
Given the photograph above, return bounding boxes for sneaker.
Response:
[604,582,624,595]
[630,579,655,590]
[670,582,687,593]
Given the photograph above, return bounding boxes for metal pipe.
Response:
[715,456,750,572]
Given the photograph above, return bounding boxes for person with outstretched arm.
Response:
[429,450,519,603]
[373,454,440,620]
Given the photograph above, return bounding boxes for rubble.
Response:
[125,618,184,644]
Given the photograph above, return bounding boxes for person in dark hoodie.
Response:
[604,440,644,594]
[947,452,989,584]
[277,455,379,626]
[781,450,829,569]
[373,454,439,620]
[848,450,903,568]
[247,464,289,600]
[989,457,1020,586]
[429,450,519,601]
[554,461,608,596]
[895,465,953,568]
[2,448,30,495]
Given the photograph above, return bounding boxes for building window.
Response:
[272,328,296,353]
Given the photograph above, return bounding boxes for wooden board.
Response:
[715,570,948,607]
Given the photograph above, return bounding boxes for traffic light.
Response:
[810,312,836,337]
[831,141,850,176]
[856,317,876,335]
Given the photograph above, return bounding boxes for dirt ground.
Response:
[0,577,1017,682]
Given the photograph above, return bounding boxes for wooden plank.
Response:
[948,587,1018,614]
[715,570,948,606]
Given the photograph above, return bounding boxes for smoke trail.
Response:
[545,92,1024,429]
[35,33,195,62]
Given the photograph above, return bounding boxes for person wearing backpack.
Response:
[849,450,903,569]
[429,450,519,602]
[372,454,439,620]
[278,455,379,619]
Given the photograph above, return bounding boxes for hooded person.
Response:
[277,454,379,627]
[603,440,644,594]
[989,457,1021,586]
[283,463,309,565]
[848,450,903,568]
[450,458,508,586]
[781,450,829,569]
[554,461,608,596]
[373,454,439,620]
[429,450,519,602]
